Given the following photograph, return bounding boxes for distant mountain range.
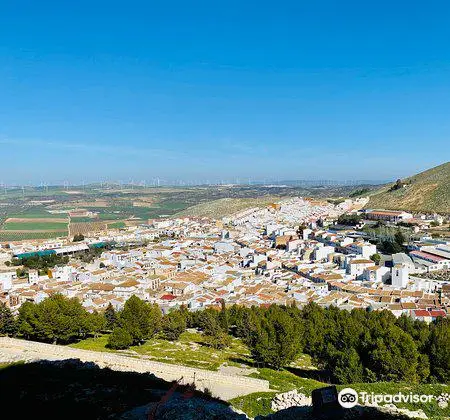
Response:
[367,162,450,214]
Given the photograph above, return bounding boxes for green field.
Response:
[0,231,68,241]
[107,221,126,229]
[3,222,68,230]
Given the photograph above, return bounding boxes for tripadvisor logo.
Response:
[338,387,435,409]
[338,388,359,408]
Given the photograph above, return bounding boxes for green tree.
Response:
[73,233,85,242]
[17,294,90,344]
[379,239,403,254]
[0,303,17,336]
[107,327,133,349]
[428,318,450,382]
[235,307,260,343]
[249,306,302,370]
[104,302,117,330]
[370,253,381,264]
[119,295,161,345]
[367,326,420,382]
[201,310,231,349]
[332,348,364,383]
[337,214,362,226]
[88,311,106,338]
[161,310,187,341]
[394,230,406,247]
[218,299,228,332]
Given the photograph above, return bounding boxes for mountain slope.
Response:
[367,162,450,214]
[175,196,282,219]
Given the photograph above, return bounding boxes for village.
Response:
[0,197,449,323]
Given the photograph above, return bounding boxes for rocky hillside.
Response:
[367,162,450,214]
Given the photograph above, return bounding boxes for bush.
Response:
[370,253,381,264]
[107,327,133,349]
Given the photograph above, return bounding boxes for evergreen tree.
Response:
[367,326,419,382]
[88,311,106,338]
[249,306,301,370]
[218,299,229,332]
[161,310,187,341]
[332,348,364,383]
[201,310,231,349]
[104,302,117,330]
[428,318,450,382]
[394,230,406,247]
[107,327,133,349]
[17,294,90,344]
[119,295,161,345]
[0,302,17,336]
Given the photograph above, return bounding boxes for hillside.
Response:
[367,162,450,214]
[175,196,282,219]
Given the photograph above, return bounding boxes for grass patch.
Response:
[0,361,24,370]
[251,368,326,394]
[71,331,252,371]
[229,392,275,417]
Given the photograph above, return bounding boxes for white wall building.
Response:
[392,265,409,288]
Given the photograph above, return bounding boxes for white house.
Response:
[214,241,235,254]
[347,259,374,278]
[0,270,16,291]
[314,244,335,261]
[363,265,390,283]
[391,265,409,288]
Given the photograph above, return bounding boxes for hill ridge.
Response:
[367,162,449,214]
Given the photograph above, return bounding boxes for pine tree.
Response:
[162,310,187,341]
[104,302,117,330]
[107,327,133,349]
[428,318,450,382]
[0,302,17,336]
[120,295,161,345]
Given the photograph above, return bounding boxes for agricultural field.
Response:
[3,222,69,231]
[0,231,68,242]
[0,207,69,242]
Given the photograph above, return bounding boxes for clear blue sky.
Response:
[1,1,449,185]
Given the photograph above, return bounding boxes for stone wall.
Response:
[0,337,269,400]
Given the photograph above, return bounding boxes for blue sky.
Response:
[1,1,449,184]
